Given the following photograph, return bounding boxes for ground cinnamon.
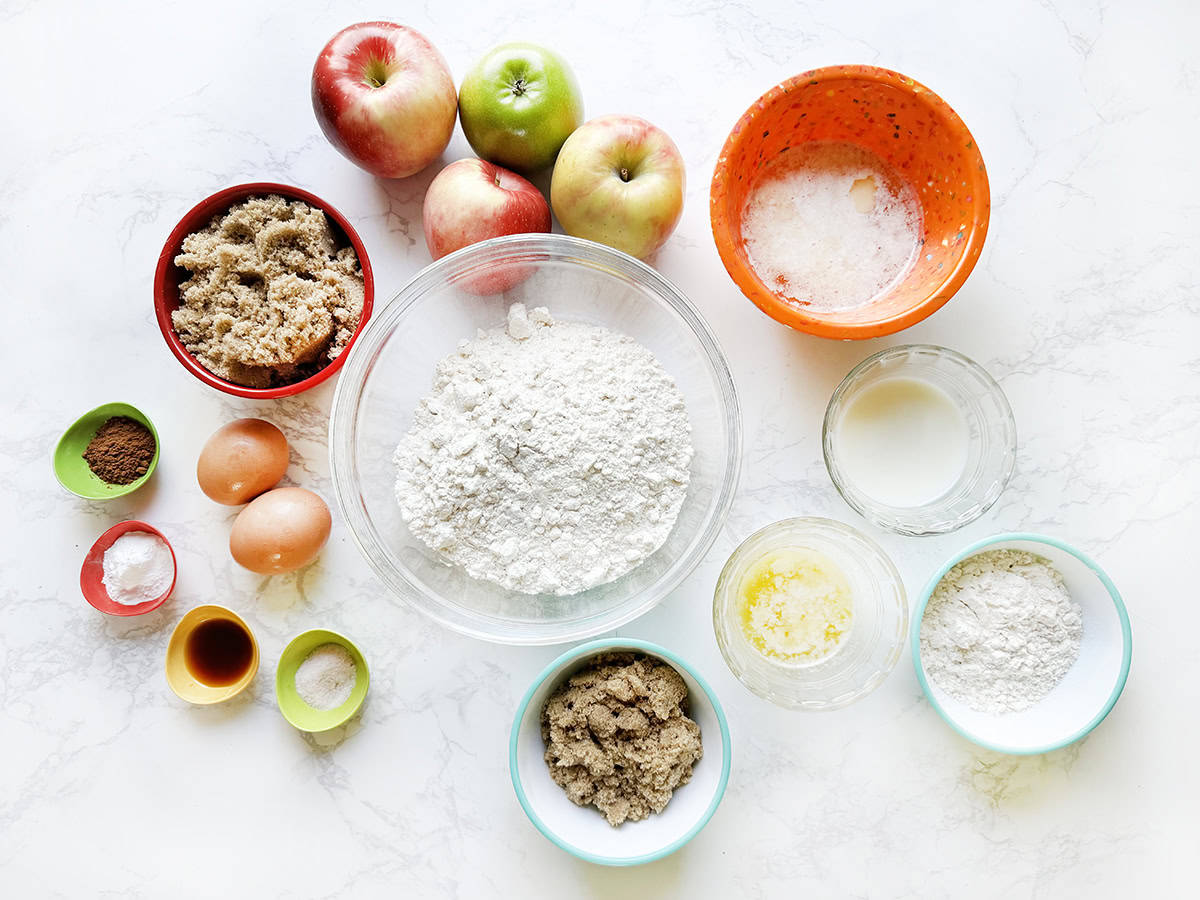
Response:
[83,416,156,484]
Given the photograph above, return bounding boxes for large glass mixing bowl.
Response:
[328,235,742,645]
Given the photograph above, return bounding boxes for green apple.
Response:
[458,42,584,173]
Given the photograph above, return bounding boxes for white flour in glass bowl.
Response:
[393,303,694,596]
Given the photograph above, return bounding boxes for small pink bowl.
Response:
[153,182,375,399]
[80,521,177,616]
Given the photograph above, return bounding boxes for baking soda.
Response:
[741,141,923,312]
[102,531,173,605]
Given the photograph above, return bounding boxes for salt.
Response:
[294,643,357,711]
[741,141,923,312]
[101,531,174,605]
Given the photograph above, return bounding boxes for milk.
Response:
[834,377,968,508]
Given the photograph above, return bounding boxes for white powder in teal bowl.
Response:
[294,643,357,710]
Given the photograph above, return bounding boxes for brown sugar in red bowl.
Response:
[153,182,375,398]
[710,65,990,340]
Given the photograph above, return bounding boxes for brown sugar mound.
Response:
[171,195,364,388]
[541,652,703,827]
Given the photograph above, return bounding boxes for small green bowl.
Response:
[275,629,369,732]
[53,403,160,500]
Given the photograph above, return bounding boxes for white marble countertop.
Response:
[2,0,1194,895]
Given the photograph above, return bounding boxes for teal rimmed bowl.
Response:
[912,533,1132,755]
[510,638,731,866]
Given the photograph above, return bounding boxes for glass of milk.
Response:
[823,345,1017,535]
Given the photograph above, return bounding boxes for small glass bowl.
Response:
[713,517,907,711]
[823,344,1016,536]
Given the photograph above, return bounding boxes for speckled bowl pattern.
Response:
[710,65,991,339]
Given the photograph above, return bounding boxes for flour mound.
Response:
[393,304,693,596]
[920,549,1083,714]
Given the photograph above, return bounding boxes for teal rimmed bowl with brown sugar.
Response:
[53,402,160,500]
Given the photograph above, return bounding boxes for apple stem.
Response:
[364,58,389,88]
[619,167,631,182]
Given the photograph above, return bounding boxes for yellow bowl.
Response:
[165,605,259,704]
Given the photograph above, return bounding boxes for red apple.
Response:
[424,159,550,258]
[312,22,457,179]
[423,158,551,293]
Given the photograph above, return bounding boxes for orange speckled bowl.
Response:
[710,66,990,340]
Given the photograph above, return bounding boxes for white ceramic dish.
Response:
[912,533,1132,754]
[509,638,732,866]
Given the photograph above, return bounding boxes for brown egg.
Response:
[229,487,331,575]
[197,418,289,505]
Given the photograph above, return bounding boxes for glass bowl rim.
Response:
[821,343,1017,536]
[712,515,909,710]
[328,234,743,644]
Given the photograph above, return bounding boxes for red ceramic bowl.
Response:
[80,520,177,616]
[711,66,990,340]
[153,182,375,399]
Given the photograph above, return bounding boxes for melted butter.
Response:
[737,546,854,663]
[849,175,878,213]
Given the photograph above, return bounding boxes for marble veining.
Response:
[1,0,1194,896]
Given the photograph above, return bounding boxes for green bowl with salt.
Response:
[53,402,160,500]
[275,629,370,732]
